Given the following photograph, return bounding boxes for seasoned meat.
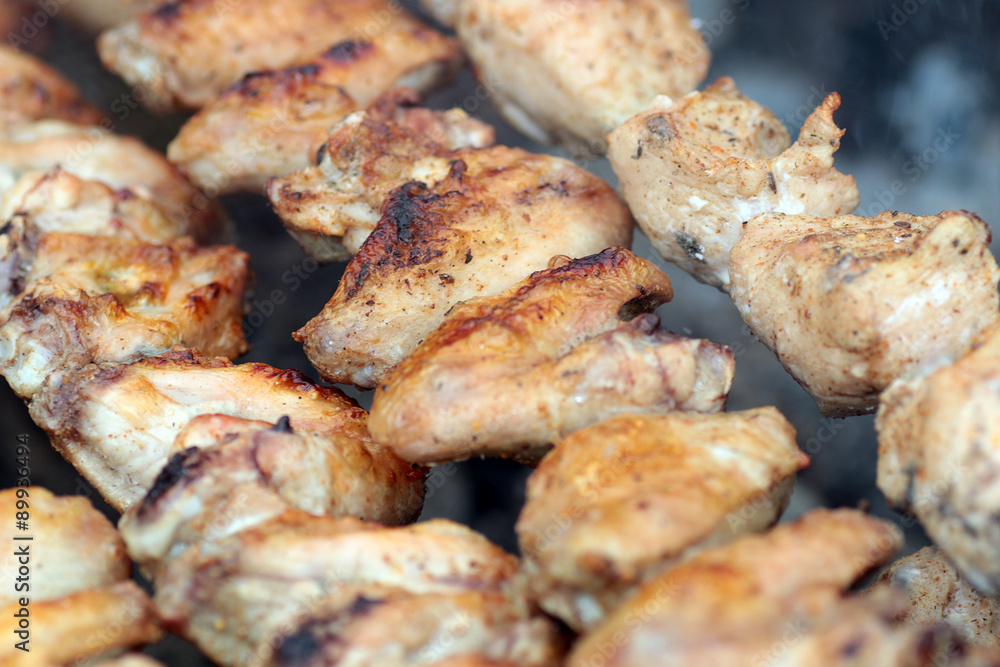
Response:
[566,509,954,666]
[294,152,634,389]
[153,513,561,667]
[730,210,1000,416]
[168,22,462,193]
[0,488,162,666]
[517,409,807,631]
[369,248,734,465]
[608,77,859,290]
[0,45,103,124]
[28,348,386,511]
[120,413,425,569]
[868,546,1000,647]
[0,233,250,399]
[435,0,709,154]
[98,0,426,112]
[268,93,496,262]
[0,120,228,242]
[878,325,1000,595]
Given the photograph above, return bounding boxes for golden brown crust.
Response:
[168,21,463,193]
[0,46,103,124]
[369,248,735,465]
[731,210,1000,416]
[268,92,496,262]
[98,0,424,112]
[295,149,634,389]
[518,409,807,631]
[28,348,377,511]
[0,233,250,399]
[609,77,859,290]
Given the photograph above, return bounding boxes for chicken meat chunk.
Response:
[120,413,425,569]
[730,210,1000,416]
[608,77,859,290]
[868,546,1000,647]
[0,488,162,666]
[268,92,496,262]
[295,152,634,389]
[877,325,1000,596]
[369,247,734,465]
[28,348,405,512]
[149,512,562,667]
[568,509,1000,666]
[168,23,462,194]
[0,45,103,124]
[98,0,429,112]
[0,120,228,242]
[0,233,250,399]
[428,0,709,155]
[517,408,807,632]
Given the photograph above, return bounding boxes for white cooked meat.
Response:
[369,247,734,465]
[608,76,859,290]
[517,408,807,632]
[436,0,709,155]
[28,348,395,512]
[878,324,1000,596]
[730,210,1000,416]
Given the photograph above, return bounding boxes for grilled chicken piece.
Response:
[0,233,250,399]
[868,547,1000,647]
[567,509,946,666]
[151,512,561,667]
[877,325,1000,595]
[0,168,184,244]
[0,46,103,124]
[28,348,395,512]
[60,0,160,32]
[369,248,733,465]
[608,77,859,290]
[268,93,496,262]
[432,0,709,154]
[0,488,163,666]
[98,0,425,112]
[518,409,807,632]
[168,22,462,194]
[120,413,425,569]
[0,120,228,242]
[295,153,634,389]
[730,210,1000,417]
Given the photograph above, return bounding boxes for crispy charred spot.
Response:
[151,2,181,20]
[324,40,374,63]
[347,595,384,617]
[0,222,10,236]
[465,249,473,264]
[137,448,203,517]
[632,141,643,159]
[439,273,454,285]
[674,232,707,263]
[647,114,676,140]
[275,622,324,665]
[271,415,294,433]
[767,170,777,193]
[315,142,328,166]
[619,292,663,321]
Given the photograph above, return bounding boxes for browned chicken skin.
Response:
[295,149,634,389]
[268,92,496,262]
[0,232,250,399]
[28,348,395,512]
[147,512,562,667]
[369,248,734,465]
[608,77,859,290]
[427,0,710,155]
[168,23,463,194]
[868,547,1000,648]
[0,488,162,666]
[878,325,1000,596]
[98,0,427,112]
[0,45,103,124]
[730,210,1000,416]
[517,409,807,632]
[567,509,1000,666]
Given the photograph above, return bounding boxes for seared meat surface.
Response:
[0,45,103,124]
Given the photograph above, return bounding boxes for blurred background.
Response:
[0,0,997,663]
